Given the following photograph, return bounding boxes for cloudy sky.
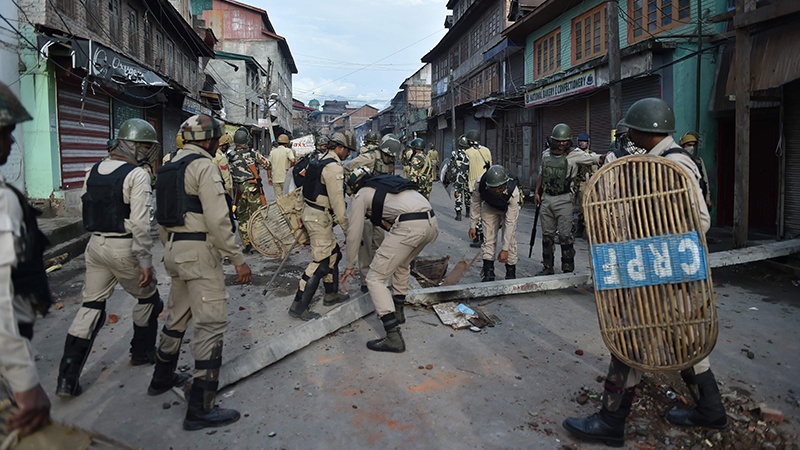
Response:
[252,0,449,109]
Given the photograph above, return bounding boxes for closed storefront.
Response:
[782,80,800,238]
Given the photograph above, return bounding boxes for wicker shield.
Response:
[247,188,309,258]
[582,155,717,372]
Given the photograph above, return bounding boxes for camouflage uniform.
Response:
[450,147,470,216]
[228,148,266,247]
[571,150,597,238]
[407,151,433,199]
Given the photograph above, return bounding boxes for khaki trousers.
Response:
[158,239,228,380]
[273,182,284,199]
[358,220,385,286]
[68,235,157,339]
[301,207,339,287]
[481,208,518,265]
[366,217,438,317]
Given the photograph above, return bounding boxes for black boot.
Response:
[481,259,495,282]
[56,335,92,398]
[455,211,462,221]
[289,275,321,321]
[536,236,555,276]
[367,313,405,353]
[666,369,728,429]
[563,389,634,448]
[561,244,575,273]
[131,293,163,366]
[323,266,350,307]
[148,350,192,396]
[183,384,241,431]
[505,264,516,280]
[393,295,406,324]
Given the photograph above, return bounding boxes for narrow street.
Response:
[34,181,800,450]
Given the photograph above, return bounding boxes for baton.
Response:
[528,202,541,258]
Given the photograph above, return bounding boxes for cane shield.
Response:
[582,155,717,372]
[247,188,308,258]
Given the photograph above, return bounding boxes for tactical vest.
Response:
[292,152,319,188]
[155,154,204,227]
[82,162,137,233]
[368,150,393,175]
[478,176,519,212]
[7,184,53,318]
[541,153,570,195]
[363,175,418,228]
[302,157,337,203]
[230,150,257,183]
[662,147,709,200]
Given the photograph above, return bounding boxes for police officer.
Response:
[563,98,725,447]
[427,143,439,175]
[344,134,399,293]
[56,118,162,398]
[228,127,267,253]
[150,114,251,431]
[469,165,522,281]
[450,135,471,221]
[679,130,712,208]
[360,130,380,155]
[406,137,433,199]
[572,132,597,238]
[267,133,296,199]
[604,120,644,166]
[342,167,438,353]
[464,130,492,247]
[289,131,351,320]
[0,81,51,437]
[214,133,234,197]
[534,124,602,275]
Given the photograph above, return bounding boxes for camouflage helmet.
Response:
[175,131,184,149]
[550,123,572,141]
[277,133,290,144]
[218,133,233,147]
[345,166,372,195]
[619,98,675,133]
[679,130,701,146]
[117,118,158,144]
[330,130,355,151]
[315,135,329,150]
[465,129,480,144]
[615,120,629,137]
[180,114,225,142]
[364,130,380,145]
[458,135,470,149]
[378,135,401,158]
[233,126,250,145]
[409,137,425,150]
[0,81,32,128]
[485,165,510,188]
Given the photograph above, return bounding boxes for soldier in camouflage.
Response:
[359,131,380,156]
[450,135,471,221]
[343,134,400,292]
[465,130,492,247]
[227,127,268,253]
[406,138,433,199]
[571,132,597,238]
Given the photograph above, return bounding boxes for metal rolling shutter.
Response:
[542,98,586,146]
[589,91,612,152]
[621,76,662,113]
[57,78,111,190]
[783,81,800,238]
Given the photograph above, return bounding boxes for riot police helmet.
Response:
[330,130,355,151]
[180,114,225,142]
[465,129,480,145]
[550,123,573,141]
[485,165,510,188]
[346,166,372,195]
[619,98,675,134]
[118,118,158,144]
[679,130,701,146]
[364,131,380,145]
[458,135,470,149]
[409,137,425,150]
[615,120,629,137]
[233,127,250,145]
[0,81,32,128]
[277,133,290,144]
[378,136,401,158]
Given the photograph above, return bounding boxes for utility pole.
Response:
[695,0,702,131]
[450,69,457,153]
[733,0,755,248]
[607,0,622,128]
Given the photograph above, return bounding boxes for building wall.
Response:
[0,2,25,191]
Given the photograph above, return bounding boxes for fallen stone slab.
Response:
[708,239,800,268]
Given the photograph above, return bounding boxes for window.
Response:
[143,20,152,64]
[155,31,163,70]
[55,0,75,16]
[629,0,690,42]
[534,28,561,79]
[166,40,174,78]
[127,6,139,55]
[85,0,101,32]
[109,0,122,40]
[572,4,607,64]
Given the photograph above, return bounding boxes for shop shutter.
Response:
[57,78,111,190]
[589,91,612,153]
[621,76,662,113]
[542,98,586,149]
[783,80,800,238]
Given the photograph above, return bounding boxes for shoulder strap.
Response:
[662,147,709,197]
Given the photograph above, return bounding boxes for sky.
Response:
[252,0,449,109]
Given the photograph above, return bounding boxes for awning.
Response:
[200,91,223,111]
[483,38,522,63]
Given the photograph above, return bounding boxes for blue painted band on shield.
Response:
[591,231,708,291]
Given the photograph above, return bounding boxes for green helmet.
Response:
[106,138,116,149]
[550,123,572,141]
[346,166,371,195]
[330,130,355,151]
[465,129,480,144]
[364,131,379,145]
[615,120,629,136]
[378,136,401,158]
[409,137,425,150]
[0,82,32,127]
[485,165,510,188]
[180,114,224,142]
[619,98,675,133]
[458,135,469,149]
[118,118,158,143]
[233,127,250,145]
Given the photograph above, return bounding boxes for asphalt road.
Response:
[31,178,800,449]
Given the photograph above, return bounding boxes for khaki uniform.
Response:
[300,150,348,293]
[211,149,233,195]
[0,174,38,393]
[343,150,394,290]
[465,145,492,193]
[268,144,295,199]
[345,188,438,317]
[427,148,439,174]
[66,160,157,344]
[402,149,413,178]
[470,181,522,265]
[158,144,245,385]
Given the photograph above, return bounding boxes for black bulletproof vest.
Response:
[156,154,204,227]
[478,175,518,212]
[302,157,337,202]
[82,162,137,233]
[662,147,709,200]
[362,175,418,227]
